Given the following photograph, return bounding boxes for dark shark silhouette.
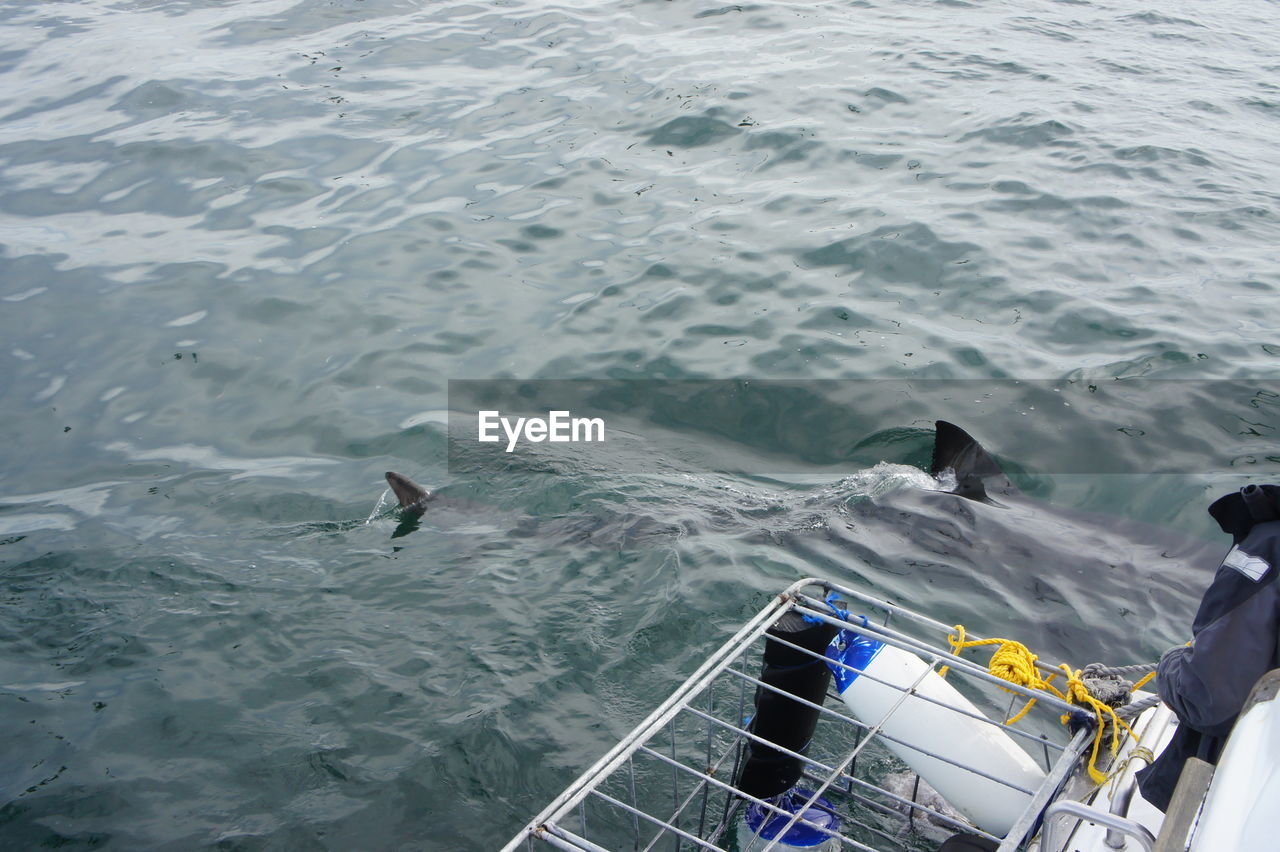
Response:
[385,420,1018,517]
[789,420,1218,662]
[383,421,1220,659]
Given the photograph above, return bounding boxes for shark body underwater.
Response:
[384,421,1219,661]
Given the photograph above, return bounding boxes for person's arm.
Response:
[1157,582,1279,738]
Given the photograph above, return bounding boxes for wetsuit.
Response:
[1135,485,1280,811]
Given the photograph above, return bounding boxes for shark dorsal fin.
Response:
[930,421,1015,502]
[385,471,432,514]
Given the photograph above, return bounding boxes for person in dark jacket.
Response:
[1136,484,1280,811]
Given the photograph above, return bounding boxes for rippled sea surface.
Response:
[3,0,1280,848]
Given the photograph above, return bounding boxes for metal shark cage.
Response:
[503,578,1100,852]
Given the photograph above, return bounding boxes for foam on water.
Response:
[838,462,951,500]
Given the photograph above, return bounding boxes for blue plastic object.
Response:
[824,623,884,695]
[743,788,840,848]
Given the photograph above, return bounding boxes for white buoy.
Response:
[827,630,1047,836]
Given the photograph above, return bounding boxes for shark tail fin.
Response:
[930,421,1014,502]
[385,471,431,513]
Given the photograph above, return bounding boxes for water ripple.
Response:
[4,0,1280,847]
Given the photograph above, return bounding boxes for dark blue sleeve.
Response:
[1157,578,1279,737]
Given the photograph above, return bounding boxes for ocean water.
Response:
[2,0,1280,848]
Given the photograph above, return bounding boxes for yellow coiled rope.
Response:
[939,625,1156,785]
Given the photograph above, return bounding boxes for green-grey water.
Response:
[2,0,1280,848]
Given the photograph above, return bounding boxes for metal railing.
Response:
[504,577,1094,852]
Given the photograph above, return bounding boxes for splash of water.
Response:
[810,462,947,504]
[364,488,391,525]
